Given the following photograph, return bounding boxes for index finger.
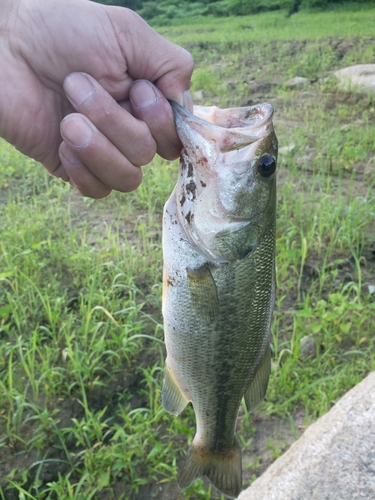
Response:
[129,80,183,161]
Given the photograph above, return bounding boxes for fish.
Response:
[162,101,277,498]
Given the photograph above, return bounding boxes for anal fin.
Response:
[244,345,271,413]
[162,363,189,416]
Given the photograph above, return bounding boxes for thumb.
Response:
[109,7,194,106]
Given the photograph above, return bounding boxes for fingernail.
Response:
[64,73,95,107]
[60,142,83,165]
[62,115,94,147]
[130,80,160,109]
[183,90,194,113]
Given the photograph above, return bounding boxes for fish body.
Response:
[162,102,277,498]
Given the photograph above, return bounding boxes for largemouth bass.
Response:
[162,101,277,498]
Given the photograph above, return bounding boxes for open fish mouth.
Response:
[192,102,274,129]
[171,101,275,153]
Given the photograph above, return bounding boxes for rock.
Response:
[248,82,273,95]
[193,90,204,101]
[299,335,316,359]
[238,372,375,500]
[302,91,316,98]
[365,156,375,176]
[278,143,295,154]
[334,64,375,94]
[284,77,310,89]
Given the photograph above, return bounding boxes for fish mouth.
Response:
[170,101,274,153]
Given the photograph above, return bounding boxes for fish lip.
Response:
[170,100,274,152]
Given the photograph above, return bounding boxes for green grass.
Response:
[1,6,375,499]
[157,6,375,45]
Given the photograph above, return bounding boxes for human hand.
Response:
[0,0,193,198]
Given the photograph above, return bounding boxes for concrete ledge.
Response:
[238,372,375,500]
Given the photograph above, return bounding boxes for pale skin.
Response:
[0,0,194,198]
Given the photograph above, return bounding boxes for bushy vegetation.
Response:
[92,0,375,24]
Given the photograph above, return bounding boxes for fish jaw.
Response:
[171,101,277,263]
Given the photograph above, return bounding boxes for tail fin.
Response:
[178,439,242,498]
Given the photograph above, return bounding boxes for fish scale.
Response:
[162,101,277,498]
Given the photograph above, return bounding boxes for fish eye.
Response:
[258,155,276,178]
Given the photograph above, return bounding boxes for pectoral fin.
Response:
[162,363,189,416]
[244,345,271,413]
[186,264,219,321]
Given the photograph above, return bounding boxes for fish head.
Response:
[172,102,277,263]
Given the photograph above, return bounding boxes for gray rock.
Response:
[334,64,375,94]
[365,156,375,176]
[193,90,204,101]
[278,143,295,154]
[238,372,375,500]
[284,77,310,89]
[299,335,317,359]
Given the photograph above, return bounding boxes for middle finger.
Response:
[63,72,157,166]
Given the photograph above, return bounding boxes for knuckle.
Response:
[184,50,195,73]
[135,138,157,166]
[177,47,194,78]
[100,108,117,130]
[120,168,142,193]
